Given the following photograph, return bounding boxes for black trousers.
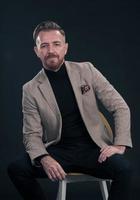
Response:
[7,144,133,200]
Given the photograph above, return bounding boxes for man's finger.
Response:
[56,165,66,180]
[98,148,114,163]
[47,170,55,181]
[100,145,110,152]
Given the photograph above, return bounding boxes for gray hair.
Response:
[33,20,66,43]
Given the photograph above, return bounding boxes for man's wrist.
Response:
[40,154,51,164]
[34,154,49,166]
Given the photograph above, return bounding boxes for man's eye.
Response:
[41,45,48,48]
[54,43,61,46]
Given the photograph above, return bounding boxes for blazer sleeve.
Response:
[22,84,49,164]
[88,62,132,147]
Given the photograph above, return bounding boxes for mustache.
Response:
[46,54,58,59]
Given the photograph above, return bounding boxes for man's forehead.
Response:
[37,30,65,43]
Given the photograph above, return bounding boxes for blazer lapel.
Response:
[38,69,61,117]
[65,61,83,115]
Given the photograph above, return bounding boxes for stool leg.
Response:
[56,180,67,200]
[99,181,109,200]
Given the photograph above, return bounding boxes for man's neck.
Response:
[44,61,65,72]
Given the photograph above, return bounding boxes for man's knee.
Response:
[8,160,25,178]
[7,154,33,179]
[109,154,133,179]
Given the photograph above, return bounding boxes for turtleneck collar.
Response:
[44,62,66,76]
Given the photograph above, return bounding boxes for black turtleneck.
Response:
[44,63,95,146]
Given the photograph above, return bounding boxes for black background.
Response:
[0,0,140,199]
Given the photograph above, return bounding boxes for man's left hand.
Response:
[98,145,126,163]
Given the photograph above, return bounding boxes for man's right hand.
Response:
[40,155,66,181]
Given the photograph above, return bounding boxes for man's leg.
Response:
[85,153,133,200]
[7,149,76,200]
[7,153,47,200]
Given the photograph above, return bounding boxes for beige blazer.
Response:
[22,61,132,163]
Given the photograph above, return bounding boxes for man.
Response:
[8,21,133,200]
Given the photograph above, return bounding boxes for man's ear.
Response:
[34,46,40,58]
[65,43,68,55]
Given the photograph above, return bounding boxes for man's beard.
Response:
[43,54,64,71]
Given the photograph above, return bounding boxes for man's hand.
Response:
[98,145,126,163]
[40,155,66,181]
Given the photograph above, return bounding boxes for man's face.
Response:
[34,30,68,71]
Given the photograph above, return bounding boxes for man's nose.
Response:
[48,45,55,53]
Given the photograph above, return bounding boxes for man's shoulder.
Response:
[65,60,93,68]
[65,60,98,75]
[23,69,44,90]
